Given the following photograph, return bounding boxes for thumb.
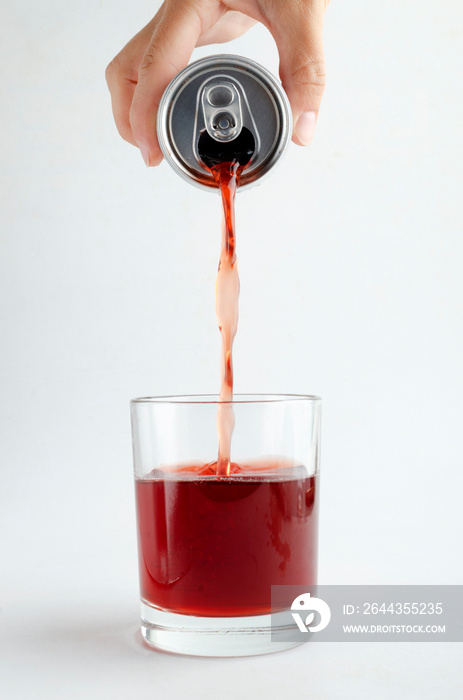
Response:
[269,3,326,146]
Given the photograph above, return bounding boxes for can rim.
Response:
[156,54,292,193]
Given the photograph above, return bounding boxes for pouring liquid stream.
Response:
[214,161,241,476]
[198,128,255,477]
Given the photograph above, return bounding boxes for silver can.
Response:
[157,55,292,192]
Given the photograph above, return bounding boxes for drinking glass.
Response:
[130,394,321,656]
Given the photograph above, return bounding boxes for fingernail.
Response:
[295,111,317,146]
[139,143,151,168]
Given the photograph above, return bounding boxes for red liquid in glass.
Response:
[135,463,318,616]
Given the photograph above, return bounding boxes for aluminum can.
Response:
[157,55,292,191]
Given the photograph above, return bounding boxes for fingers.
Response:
[105,15,161,147]
[105,61,137,146]
[266,1,326,146]
[129,2,207,167]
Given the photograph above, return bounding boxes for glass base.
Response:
[140,600,305,657]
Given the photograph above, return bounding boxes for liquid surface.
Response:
[135,463,318,616]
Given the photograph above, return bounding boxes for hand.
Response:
[106,0,327,167]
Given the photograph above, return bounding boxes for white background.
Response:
[1,0,462,697]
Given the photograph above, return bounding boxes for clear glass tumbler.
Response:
[130,394,321,657]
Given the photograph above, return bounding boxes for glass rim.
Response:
[131,393,321,405]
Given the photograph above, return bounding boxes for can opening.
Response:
[197,126,256,170]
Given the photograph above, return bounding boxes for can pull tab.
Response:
[201,81,243,143]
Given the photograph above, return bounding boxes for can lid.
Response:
[157,55,292,192]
